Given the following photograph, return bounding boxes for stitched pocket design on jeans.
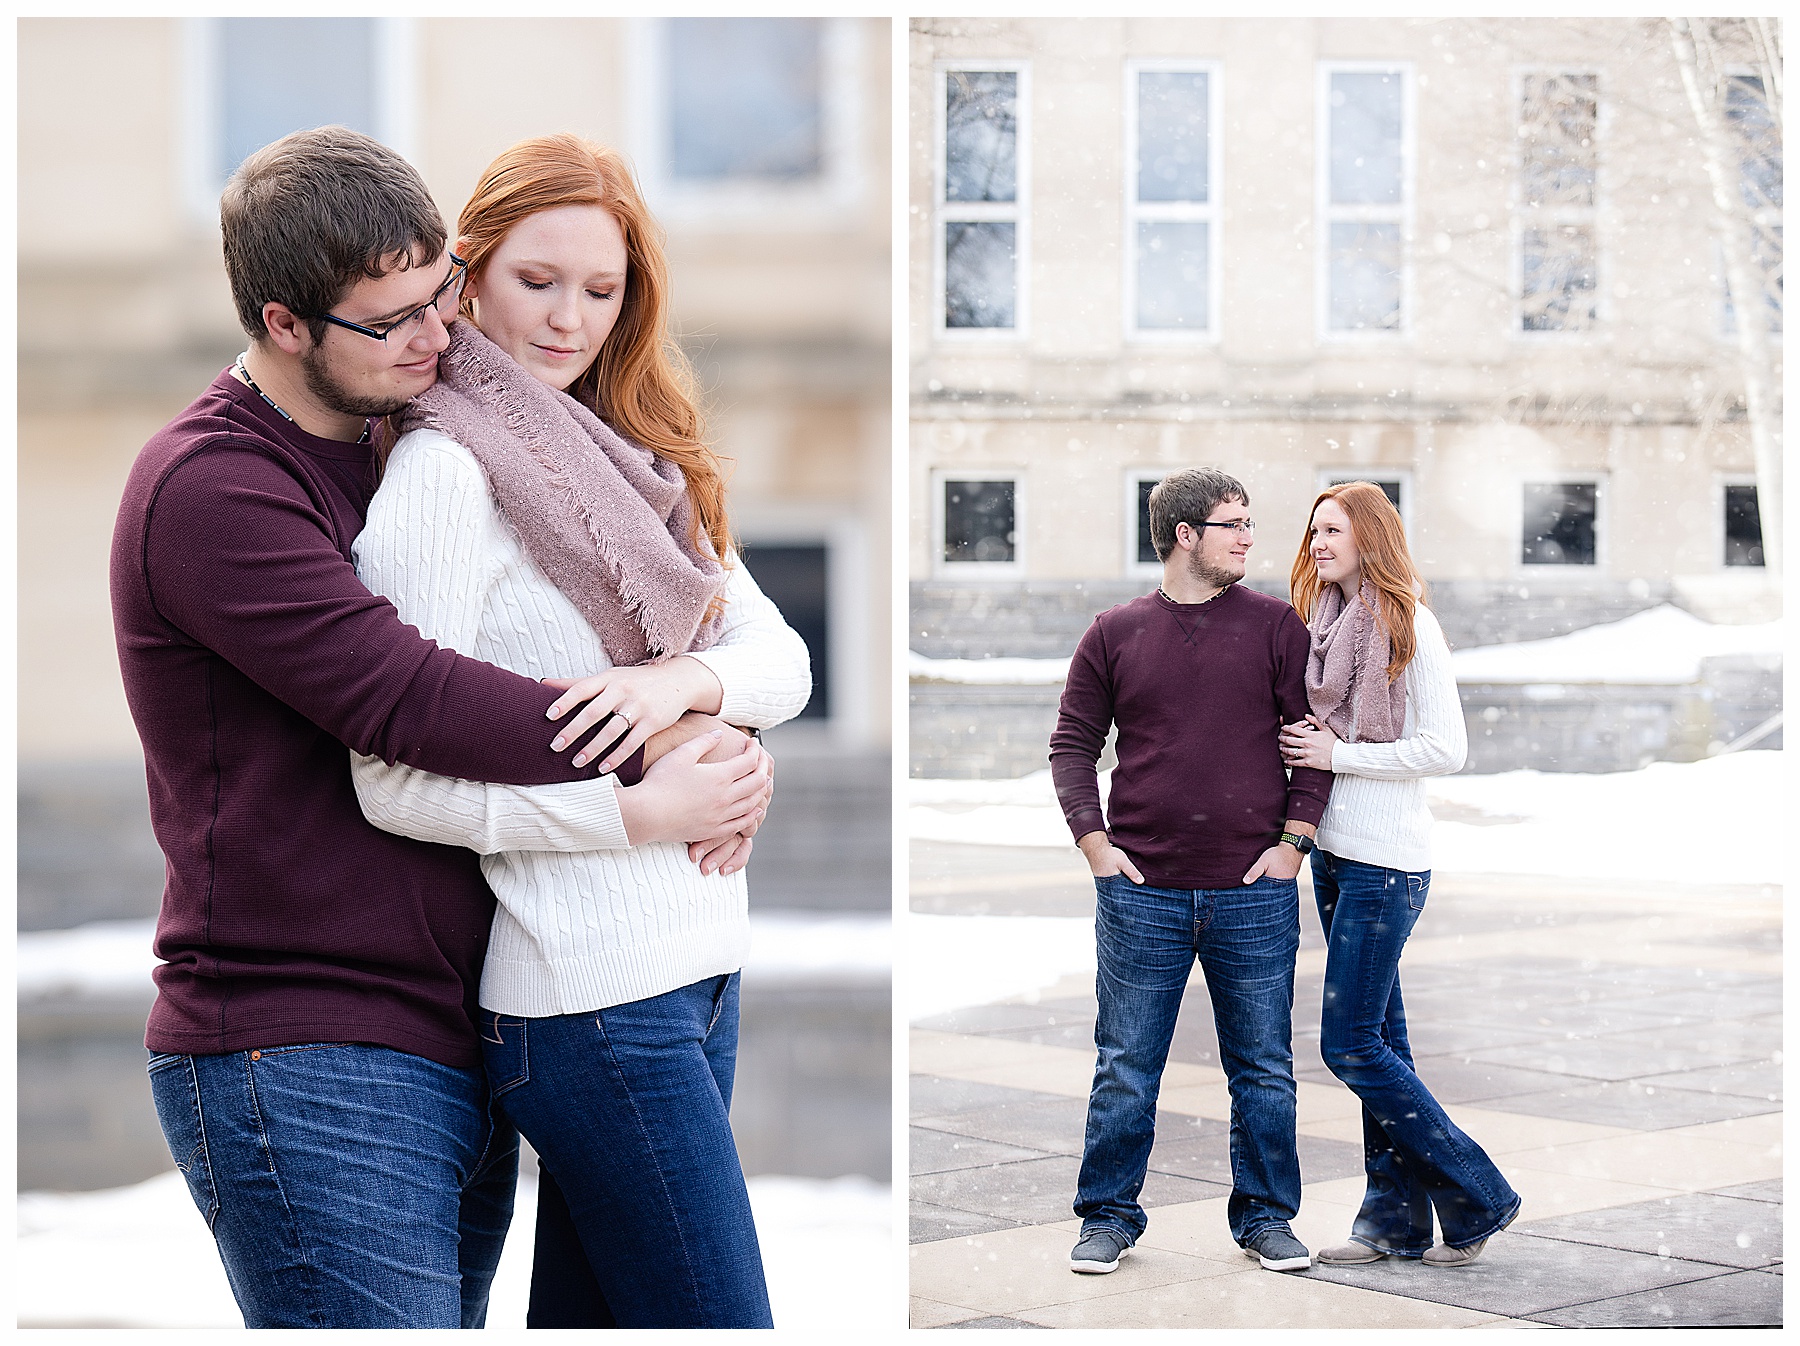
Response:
[480,1014,531,1095]
[1406,873,1429,912]
[146,1053,220,1230]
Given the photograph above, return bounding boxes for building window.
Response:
[1126,470,1166,575]
[937,475,1020,572]
[1319,64,1410,337]
[184,19,414,216]
[1516,71,1599,334]
[1126,62,1219,339]
[1521,481,1598,566]
[1320,471,1411,539]
[629,18,861,221]
[1720,73,1783,336]
[1724,482,1765,567]
[937,63,1028,335]
[740,542,830,718]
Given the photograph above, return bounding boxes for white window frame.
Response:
[1125,468,1175,579]
[625,17,864,229]
[181,17,417,223]
[1511,67,1605,341]
[1715,65,1782,343]
[1315,61,1414,343]
[1516,473,1606,576]
[1718,473,1767,570]
[934,59,1031,342]
[932,468,1025,578]
[1315,468,1415,542]
[1123,59,1222,344]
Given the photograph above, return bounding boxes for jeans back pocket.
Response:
[479,1013,531,1095]
[146,1052,220,1230]
[1406,872,1429,912]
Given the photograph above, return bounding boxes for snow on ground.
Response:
[19,911,889,1003]
[909,650,1070,684]
[908,753,1784,1021]
[1449,605,1783,684]
[910,605,1783,688]
[910,752,1785,887]
[16,1167,892,1329]
[908,914,1096,1022]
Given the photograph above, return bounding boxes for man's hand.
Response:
[1078,831,1145,884]
[1242,843,1304,884]
[1242,820,1315,884]
[689,832,753,877]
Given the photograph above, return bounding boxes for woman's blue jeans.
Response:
[1313,850,1522,1253]
[1076,873,1302,1247]
[147,1042,517,1328]
[482,971,773,1329]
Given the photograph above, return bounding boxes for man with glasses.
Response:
[1050,466,1332,1276]
[109,127,756,1328]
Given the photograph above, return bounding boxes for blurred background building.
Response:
[908,17,1782,778]
[19,17,891,1202]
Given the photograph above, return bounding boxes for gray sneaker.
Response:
[1242,1226,1312,1272]
[1069,1227,1132,1274]
[1317,1240,1388,1265]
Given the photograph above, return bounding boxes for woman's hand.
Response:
[543,656,725,774]
[614,726,770,848]
[1280,714,1339,772]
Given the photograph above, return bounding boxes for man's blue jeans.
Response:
[1075,873,1302,1246]
[483,971,773,1329]
[147,1042,516,1328]
[1313,850,1522,1253]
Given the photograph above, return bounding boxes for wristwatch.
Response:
[1279,831,1315,855]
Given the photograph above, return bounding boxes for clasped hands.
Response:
[1279,713,1339,772]
[541,658,773,877]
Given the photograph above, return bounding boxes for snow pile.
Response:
[1426,750,1783,886]
[910,606,1784,689]
[908,753,1785,887]
[16,1168,892,1329]
[1451,605,1783,684]
[909,650,1070,684]
[909,768,1097,848]
[908,913,1095,1021]
[742,912,890,988]
[19,911,890,1003]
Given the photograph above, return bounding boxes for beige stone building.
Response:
[21,16,891,769]
[909,18,1779,656]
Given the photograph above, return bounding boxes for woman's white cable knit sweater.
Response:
[1315,604,1467,874]
[349,428,812,1017]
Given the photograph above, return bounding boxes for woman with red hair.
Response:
[1280,482,1520,1271]
[348,134,811,1326]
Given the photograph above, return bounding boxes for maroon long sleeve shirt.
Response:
[110,371,621,1068]
[1049,585,1332,890]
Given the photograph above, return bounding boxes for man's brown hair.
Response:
[220,125,447,342]
[1147,467,1249,561]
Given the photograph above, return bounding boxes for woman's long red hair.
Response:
[456,134,731,564]
[1289,481,1423,684]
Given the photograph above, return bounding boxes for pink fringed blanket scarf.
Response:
[1304,579,1406,743]
[402,322,726,665]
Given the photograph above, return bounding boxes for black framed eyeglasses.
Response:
[313,253,468,342]
[1185,519,1257,536]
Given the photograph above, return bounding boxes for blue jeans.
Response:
[483,972,773,1329]
[1076,873,1302,1246]
[1313,850,1522,1253]
[147,1042,516,1328]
